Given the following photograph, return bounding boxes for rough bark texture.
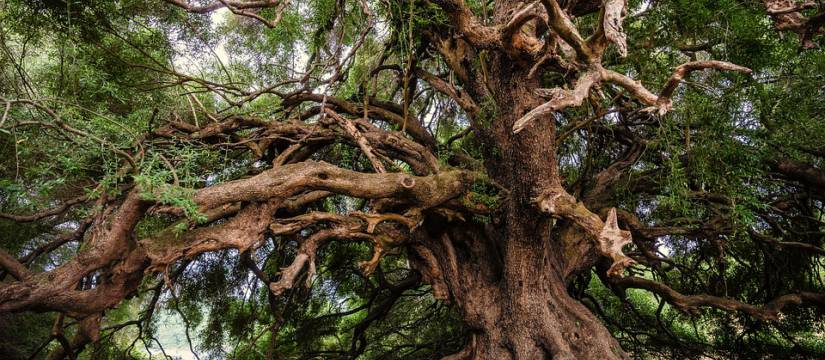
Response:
[436,46,625,358]
[2,1,824,359]
[406,5,631,350]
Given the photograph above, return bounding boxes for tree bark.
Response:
[412,36,628,357]
[418,217,625,359]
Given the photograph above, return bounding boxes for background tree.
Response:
[1,0,825,359]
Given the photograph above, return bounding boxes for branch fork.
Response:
[536,187,635,277]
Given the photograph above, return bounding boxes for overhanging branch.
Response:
[612,276,825,321]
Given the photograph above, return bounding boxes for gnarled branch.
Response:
[535,186,635,277]
[612,276,825,321]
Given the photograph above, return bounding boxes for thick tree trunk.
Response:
[417,111,626,358]
[492,219,624,359]
[416,28,628,357]
[418,217,625,359]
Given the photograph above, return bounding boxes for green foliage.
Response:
[0,312,54,359]
[1,0,824,359]
[462,176,500,224]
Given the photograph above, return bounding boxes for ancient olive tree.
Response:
[1,0,825,359]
